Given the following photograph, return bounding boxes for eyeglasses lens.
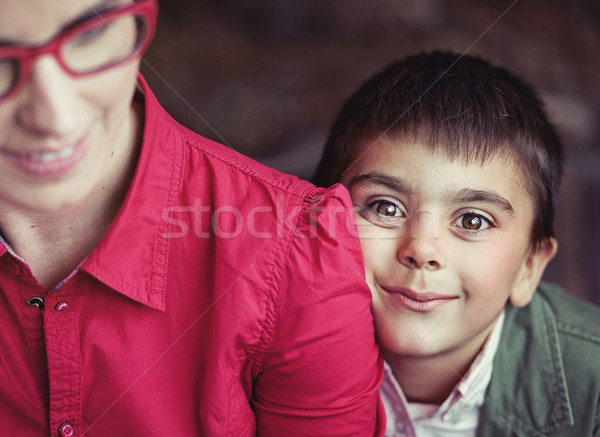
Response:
[63,13,149,73]
[0,59,20,100]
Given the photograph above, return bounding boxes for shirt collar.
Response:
[80,73,183,311]
[453,310,505,410]
[0,234,19,259]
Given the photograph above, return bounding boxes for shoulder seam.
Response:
[250,191,301,375]
[180,129,314,199]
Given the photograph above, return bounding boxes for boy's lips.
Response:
[381,286,458,312]
[2,133,90,179]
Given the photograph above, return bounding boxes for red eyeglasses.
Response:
[0,0,158,103]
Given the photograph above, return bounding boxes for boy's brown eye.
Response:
[363,198,404,224]
[375,201,399,217]
[461,214,483,230]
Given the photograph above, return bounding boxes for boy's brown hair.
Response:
[313,51,564,250]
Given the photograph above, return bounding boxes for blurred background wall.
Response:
[141,0,600,304]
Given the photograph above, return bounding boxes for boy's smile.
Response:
[341,137,554,366]
[378,285,458,312]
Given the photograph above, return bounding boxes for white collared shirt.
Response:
[381,312,505,437]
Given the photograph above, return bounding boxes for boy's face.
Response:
[341,137,556,362]
[0,0,140,212]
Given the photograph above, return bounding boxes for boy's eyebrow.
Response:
[347,172,514,213]
[348,172,417,195]
[446,188,514,214]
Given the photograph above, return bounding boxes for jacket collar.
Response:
[479,291,573,435]
[81,74,183,311]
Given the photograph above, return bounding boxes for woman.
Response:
[0,1,383,435]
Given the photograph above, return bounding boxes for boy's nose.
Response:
[16,56,77,137]
[400,254,440,270]
[397,212,443,270]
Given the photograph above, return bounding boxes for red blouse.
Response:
[0,75,383,436]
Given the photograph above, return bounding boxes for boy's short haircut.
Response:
[313,51,565,251]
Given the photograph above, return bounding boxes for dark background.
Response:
[141,0,600,304]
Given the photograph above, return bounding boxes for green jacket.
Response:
[478,282,600,436]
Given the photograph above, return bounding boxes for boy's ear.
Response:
[509,237,558,308]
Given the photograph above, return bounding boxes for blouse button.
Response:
[26,296,45,310]
[55,301,69,312]
[58,421,75,437]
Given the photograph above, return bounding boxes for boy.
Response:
[313,51,600,436]
[0,0,383,435]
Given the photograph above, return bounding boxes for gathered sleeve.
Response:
[252,183,384,436]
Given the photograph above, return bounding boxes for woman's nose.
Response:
[16,55,77,137]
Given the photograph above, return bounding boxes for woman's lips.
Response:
[381,286,458,312]
[2,133,90,179]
